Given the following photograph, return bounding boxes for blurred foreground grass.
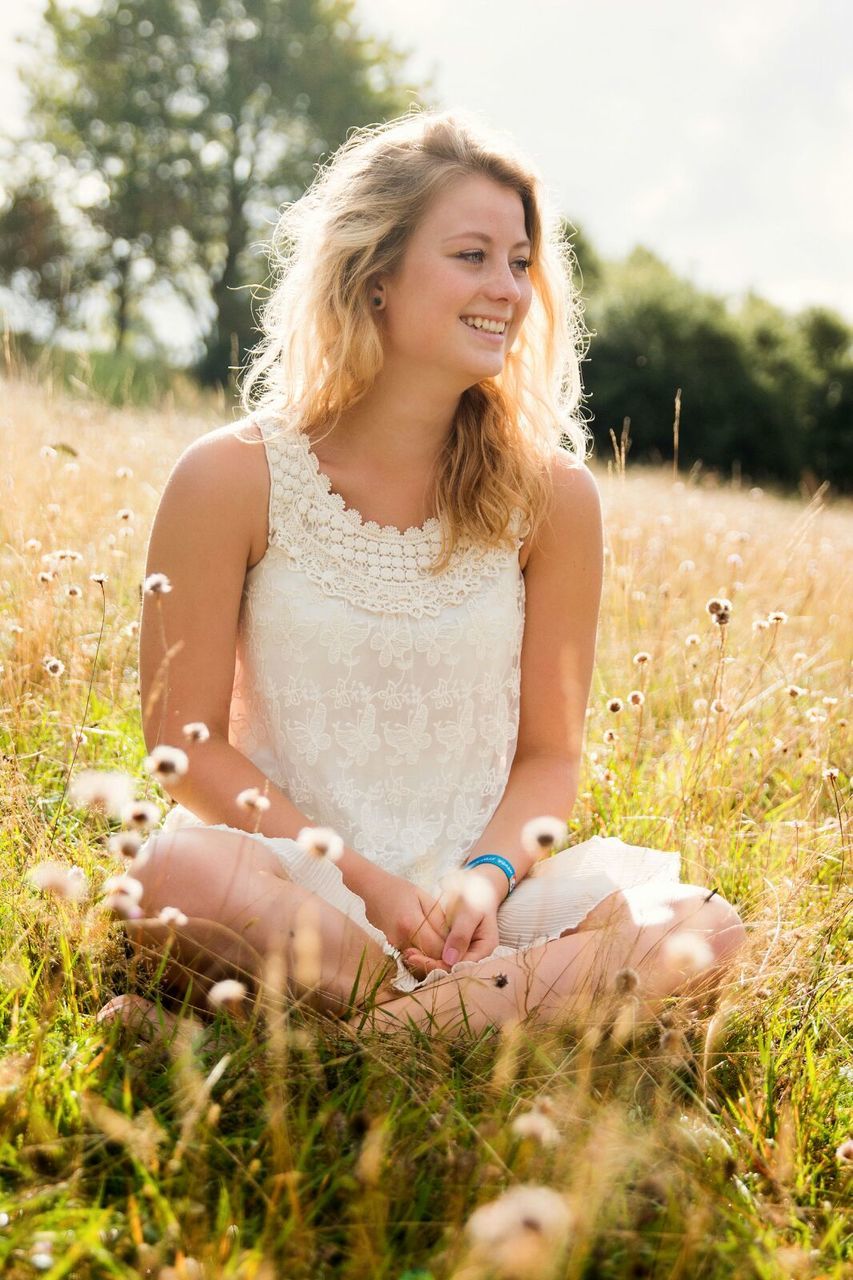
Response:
[0,364,850,1278]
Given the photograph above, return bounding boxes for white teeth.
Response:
[461,316,506,334]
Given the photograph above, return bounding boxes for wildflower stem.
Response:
[44,578,107,860]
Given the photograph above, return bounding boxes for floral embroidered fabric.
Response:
[156,411,683,996]
[220,414,527,890]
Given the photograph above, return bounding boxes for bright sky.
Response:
[2,0,852,333]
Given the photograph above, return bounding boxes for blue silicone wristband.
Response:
[464,853,517,895]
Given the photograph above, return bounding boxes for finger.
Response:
[441,909,480,965]
[402,948,450,979]
[408,918,450,957]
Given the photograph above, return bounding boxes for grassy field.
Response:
[0,363,850,1279]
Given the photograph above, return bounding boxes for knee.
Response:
[674,886,746,969]
[129,829,202,915]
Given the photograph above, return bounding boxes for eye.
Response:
[458,250,531,273]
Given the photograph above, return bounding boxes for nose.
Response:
[483,259,524,305]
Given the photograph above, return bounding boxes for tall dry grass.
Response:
[0,361,850,1279]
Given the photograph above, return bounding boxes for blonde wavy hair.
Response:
[239,106,592,573]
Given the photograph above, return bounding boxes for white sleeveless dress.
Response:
[156,413,681,995]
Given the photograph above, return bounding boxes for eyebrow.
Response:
[443,231,532,250]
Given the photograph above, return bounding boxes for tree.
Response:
[14,0,433,382]
[796,305,853,490]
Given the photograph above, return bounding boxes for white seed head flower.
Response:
[143,572,172,595]
[603,728,618,744]
[805,707,827,723]
[614,966,640,996]
[107,831,143,859]
[236,787,271,812]
[296,826,344,862]
[520,815,566,858]
[607,697,623,714]
[726,553,743,569]
[102,874,144,904]
[144,744,189,782]
[632,651,651,666]
[685,633,700,647]
[89,572,108,585]
[25,538,42,553]
[822,696,838,708]
[785,685,807,699]
[706,597,732,625]
[42,656,65,677]
[158,906,188,927]
[69,769,137,820]
[116,508,133,521]
[628,689,645,707]
[678,559,696,574]
[440,869,499,918]
[116,465,133,479]
[465,1183,574,1271]
[44,548,83,564]
[510,1108,561,1147]
[662,930,715,976]
[768,610,788,624]
[822,767,839,781]
[101,891,144,920]
[120,800,162,831]
[182,721,210,743]
[66,584,82,598]
[37,570,56,584]
[752,618,770,632]
[710,698,728,714]
[207,979,247,1011]
[27,861,88,902]
[660,1027,689,1062]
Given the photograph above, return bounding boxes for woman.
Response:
[123,108,745,1039]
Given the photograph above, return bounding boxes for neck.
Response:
[322,365,463,470]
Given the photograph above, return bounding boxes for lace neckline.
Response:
[294,428,442,542]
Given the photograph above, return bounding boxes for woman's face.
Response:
[378,173,534,390]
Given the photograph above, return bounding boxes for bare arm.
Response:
[458,456,604,901]
[138,426,387,904]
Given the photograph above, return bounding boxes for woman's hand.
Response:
[359,869,453,970]
[402,869,502,980]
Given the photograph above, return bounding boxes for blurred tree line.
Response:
[0,0,850,491]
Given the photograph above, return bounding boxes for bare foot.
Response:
[97,994,179,1042]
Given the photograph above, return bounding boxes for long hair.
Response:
[239,106,593,573]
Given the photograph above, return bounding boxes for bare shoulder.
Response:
[166,418,271,568]
[521,452,602,572]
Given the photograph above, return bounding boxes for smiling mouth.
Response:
[459,318,506,341]
[458,314,504,335]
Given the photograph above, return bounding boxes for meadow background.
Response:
[1,0,851,1274]
[0,347,850,1277]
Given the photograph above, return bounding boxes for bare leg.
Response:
[123,828,399,1019]
[361,884,746,1038]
